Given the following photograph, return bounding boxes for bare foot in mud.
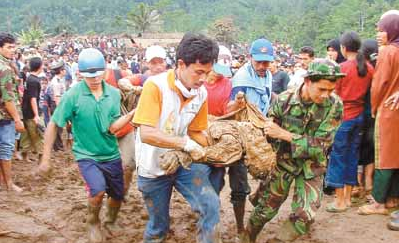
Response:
[4,183,23,193]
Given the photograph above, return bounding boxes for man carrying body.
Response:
[133,33,221,243]
[241,59,344,243]
[205,44,251,239]
[38,48,135,243]
[223,38,275,237]
[0,32,25,192]
[229,38,274,116]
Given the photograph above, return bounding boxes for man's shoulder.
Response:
[276,89,296,103]
[105,82,121,97]
[278,70,289,78]
[232,63,249,79]
[231,63,255,87]
[0,58,10,70]
[199,84,208,99]
[26,74,41,84]
[0,61,12,80]
[143,71,173,93]
[63,81,82,97]
[329,92,343,109]
[147,71,169,84]
[50,76,60,84]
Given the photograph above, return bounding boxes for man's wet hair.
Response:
[300,46,315,58]
[29,57,43,72]
[176,33,219,66]
[0,32,16,48]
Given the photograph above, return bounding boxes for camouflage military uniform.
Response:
[246,59,344,242]
[0,54,20,121]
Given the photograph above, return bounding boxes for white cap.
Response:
[381,10,399,19]
[218,45,232,60]
[213,45,233,77]
[145,45,167,62]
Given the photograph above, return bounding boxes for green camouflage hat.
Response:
[304,58,346,80]
[50,60,64,70]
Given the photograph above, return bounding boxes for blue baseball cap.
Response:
[250,38,274,62]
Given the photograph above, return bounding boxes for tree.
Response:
[210,17,238,46]
[126,2,161,34]
[2,0,399,51]
[17,14,46,46]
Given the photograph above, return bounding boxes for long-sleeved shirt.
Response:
[268,84,343,179]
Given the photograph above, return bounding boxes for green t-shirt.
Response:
[51,80,121,162]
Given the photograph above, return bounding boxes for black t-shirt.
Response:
[272,70,290,94]
[22,74,41,119]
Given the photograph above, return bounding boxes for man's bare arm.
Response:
[37,121,58,174]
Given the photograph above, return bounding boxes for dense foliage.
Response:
[0,0,398,52]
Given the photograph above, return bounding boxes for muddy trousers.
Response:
[138,164,220,243]
[20,119,43,154]
[248,166,323,236]
[53,127,64,151]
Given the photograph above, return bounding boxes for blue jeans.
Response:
[0,120,16,161]
[326,114,364,188]
[209,160,251,205]
[138,164,220,243]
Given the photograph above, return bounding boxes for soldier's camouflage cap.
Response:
[304,58,346,80]
[50,60,64,70]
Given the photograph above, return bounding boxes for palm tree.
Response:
[17,14,46,46]
[126,2,160,34]
[17,28,46,46]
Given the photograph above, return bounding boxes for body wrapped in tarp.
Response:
[159,103,276,179]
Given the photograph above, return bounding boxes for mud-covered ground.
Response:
[0,151,398,243]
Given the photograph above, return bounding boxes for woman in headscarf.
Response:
[326,38,346,64]
[358,12,399,231]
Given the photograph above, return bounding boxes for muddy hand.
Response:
[159,153,180,175]
[177,152,193,169]
[183,137,206,161]
[133,86,143,95]
[264,120,285,139]
[235,91,246,109]
[163,160,180,175]
[34,161,52,179]
[188,147,205,161]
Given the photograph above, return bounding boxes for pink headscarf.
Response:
[378,14,399,47]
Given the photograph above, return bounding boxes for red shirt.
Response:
[204,76,232,116]
[336,60,374,121]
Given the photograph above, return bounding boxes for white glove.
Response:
[183,136,206,161]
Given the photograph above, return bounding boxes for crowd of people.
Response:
[0,9,399,243]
